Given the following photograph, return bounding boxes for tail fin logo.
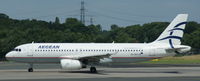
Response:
[158,22,187,48]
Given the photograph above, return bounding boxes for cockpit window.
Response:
[13,48,21,52]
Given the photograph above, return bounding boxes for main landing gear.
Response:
[28,64,33,72]
[28,68,33,72]
[90,66,97,73]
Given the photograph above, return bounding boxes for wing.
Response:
[60,52,117,64]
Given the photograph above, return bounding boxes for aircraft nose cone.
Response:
[5,52,13,60]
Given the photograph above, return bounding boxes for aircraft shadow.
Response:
[105,71,180,74]
[59,70,108,75]
[58,70,180,74]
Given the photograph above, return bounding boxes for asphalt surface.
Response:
[0,62,200,81]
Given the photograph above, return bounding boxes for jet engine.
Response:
[60,59,83,70]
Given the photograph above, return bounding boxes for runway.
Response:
[0,62,200,81]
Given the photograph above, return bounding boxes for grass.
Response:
[140,55,200,64]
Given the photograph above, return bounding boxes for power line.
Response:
[88,4,165,20]
[89,10,142,23]
[32,10,79,19]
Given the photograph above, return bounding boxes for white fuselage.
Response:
[6,43,175,63]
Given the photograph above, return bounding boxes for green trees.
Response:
[0,13,199,60]
[183,28,200,48]
[0,13,9,19]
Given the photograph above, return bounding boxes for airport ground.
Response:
[0,62,200,81]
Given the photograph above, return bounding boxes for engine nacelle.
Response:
[60,59,82,70]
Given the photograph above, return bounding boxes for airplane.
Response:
[5,14,191,73]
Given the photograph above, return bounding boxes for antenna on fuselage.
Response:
[112,41,115,44]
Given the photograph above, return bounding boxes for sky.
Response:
[0,0,199,30]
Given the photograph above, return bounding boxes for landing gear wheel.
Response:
[90,67,97,73]
[28,68,33,72]
[28,63,33,72]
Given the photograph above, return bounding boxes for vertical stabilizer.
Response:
[152,14,188,48]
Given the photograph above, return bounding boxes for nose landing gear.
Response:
[28,63,33,72]
[28,68,33,72]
